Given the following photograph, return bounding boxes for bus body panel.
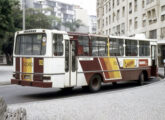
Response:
[44,57,65,88]
[76,60,88,86]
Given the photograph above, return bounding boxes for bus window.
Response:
[110,38,124,56]
[78,36,89,56]
[125,40,138,56]
[91,37,108,56]
[53,34,63,56]
[15,34,46,55]
[139,41,150,56]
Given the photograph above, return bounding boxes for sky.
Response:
[55,0,96,15]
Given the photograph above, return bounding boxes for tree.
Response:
[0,0,20,64]
[0,0,14,39]
[63,19,84,32]
[25,8,60,29]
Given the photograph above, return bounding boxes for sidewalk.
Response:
[0,66,13,85]
[8,80,165,120]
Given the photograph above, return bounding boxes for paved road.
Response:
[0,77,160,105]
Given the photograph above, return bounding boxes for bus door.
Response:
[151,45,157,76]
[65,40,77,87]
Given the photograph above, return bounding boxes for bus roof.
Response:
[16,29,157,42]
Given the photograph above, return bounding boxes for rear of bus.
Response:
[11,29,65,88]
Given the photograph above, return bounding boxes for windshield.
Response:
[15,34,46,55]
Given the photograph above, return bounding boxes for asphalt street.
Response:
[0,77,160,105]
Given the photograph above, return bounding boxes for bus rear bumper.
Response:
[11,79,52,88]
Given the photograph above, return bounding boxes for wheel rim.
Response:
[92,78,99,88]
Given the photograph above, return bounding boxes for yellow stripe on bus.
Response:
[22,58,32,81]
[103,57,121,79]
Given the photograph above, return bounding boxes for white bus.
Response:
[11,29,158,92]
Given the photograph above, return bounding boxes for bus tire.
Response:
[138,72,144,85]
[89,74,102,92]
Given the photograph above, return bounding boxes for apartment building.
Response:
[34,0,75,23]
[97,0,165,66]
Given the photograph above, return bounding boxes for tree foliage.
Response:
[63,19,84,32]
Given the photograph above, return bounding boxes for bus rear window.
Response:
[15,34,46,55]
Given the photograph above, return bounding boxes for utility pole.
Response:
[23,0,26,30]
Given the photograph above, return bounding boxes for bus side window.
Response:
[125,40,137,56]
[53,34,63,56]
[139,41,150,56]
[78,36,89,56]
[110,38,124,56]
[91,37,107,56]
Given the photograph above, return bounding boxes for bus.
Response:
[11,29,158,92]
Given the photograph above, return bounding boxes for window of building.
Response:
[139,41,150,56]
[125,40,138,56]
[122,6,125,17]
[109,28,111,34]
[78,36,89,56]
[129,2,132,14]
[116,25,120,35]
[117,9,120,21]
[142,0,145,8]
[109,1,111,11]
[117,0,119,6]
[102,19,104,27]
[110,38,124,56]
[109,15,111,24]
[134,0,137,12]
[91,37,108,56]
[113,12,116,22]
[129,19,132,31]
[53,34,63,56]
[161,15,165,21]
[149,29,157,39]
[152,9,157,23]
[112,0,115,8]
[134,17,138,29]
[142,14,146,27]
[121,23,125,34]
[98,20,100,29]
[161,27,165,39]
[161,5,165,12]
[106,3,108,13]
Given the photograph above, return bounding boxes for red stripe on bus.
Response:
[34,58,43,81]
[99,58,109,79]
[16,57,20,79]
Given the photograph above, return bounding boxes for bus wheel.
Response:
[89,75,102,92]
[138,73,144,85]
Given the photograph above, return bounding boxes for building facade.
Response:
[34,0,75,23]
[97,0,165,66]
[89,15,97,33]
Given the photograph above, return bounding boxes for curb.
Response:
[158,73,164,79]
[0,82,11,86]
